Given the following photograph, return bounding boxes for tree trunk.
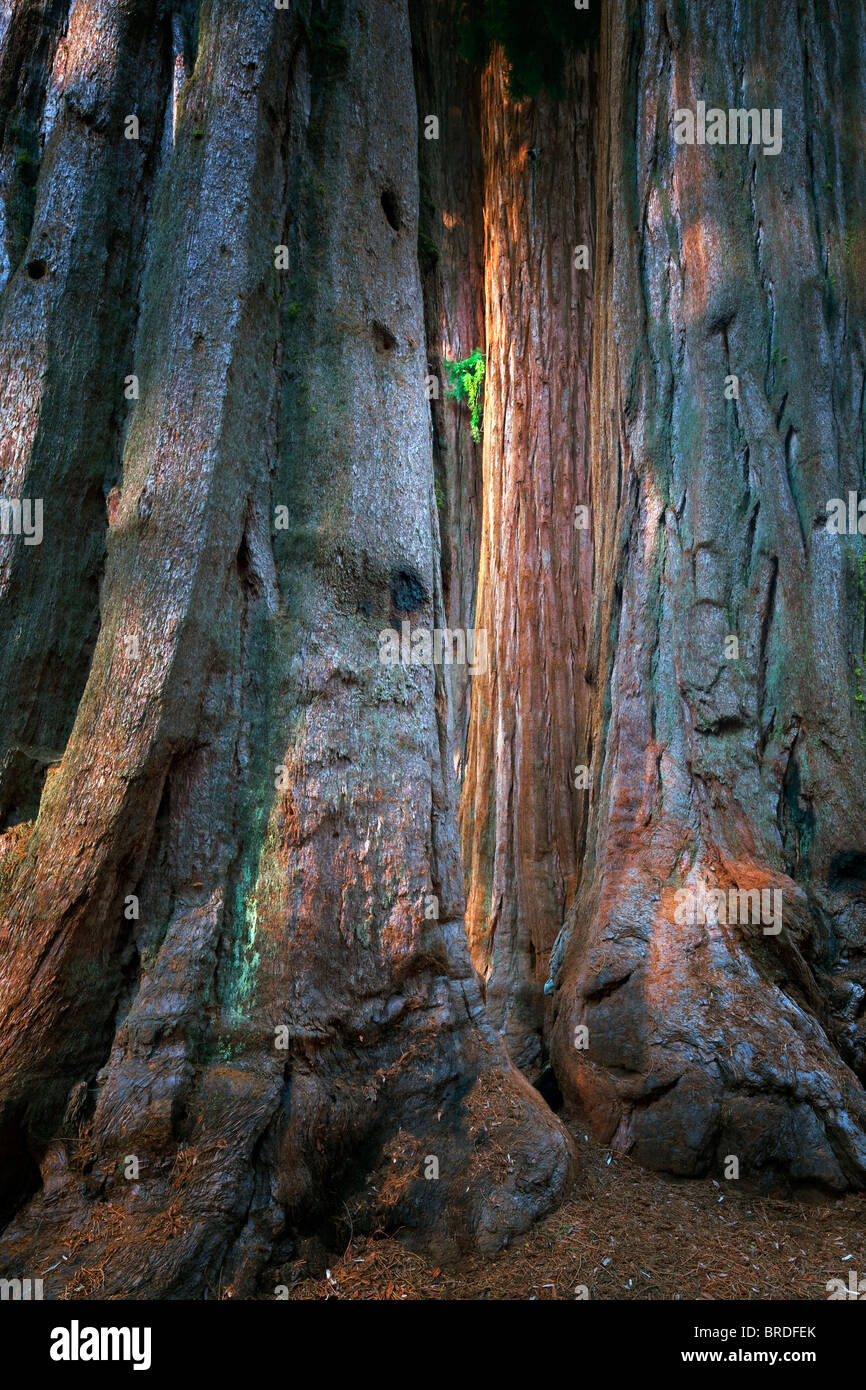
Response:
[460,46,596,1072]
[410,0,486,787]
[551,0,866,1188]
[0,0,570,1298]
[3,0,866,1305]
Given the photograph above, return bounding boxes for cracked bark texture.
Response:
[551,0,866,1189]
[460,47,596,1071]
[0,0,572,1298]
[410,0,486,786]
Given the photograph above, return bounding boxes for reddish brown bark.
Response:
[552,0,866,1188]
[0,0,572,1297]
[410,0,487,784]
[460,47,596,1071]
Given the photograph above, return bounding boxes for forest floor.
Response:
[285,1126,866,1301]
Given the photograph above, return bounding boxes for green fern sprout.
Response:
[443,349,486,443]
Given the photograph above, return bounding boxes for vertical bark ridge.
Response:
[460,44,597,1071]
[552,0,866,1189]
[0,0,573,1296]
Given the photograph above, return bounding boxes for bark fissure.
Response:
[2,0,866,1300]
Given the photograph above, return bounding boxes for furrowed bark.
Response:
[460,46,596,1071]
[409,0,486,785]
[0,0,571,1297]
[551,0,866,1188]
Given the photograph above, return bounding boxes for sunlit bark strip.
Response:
[460,46,596,1071]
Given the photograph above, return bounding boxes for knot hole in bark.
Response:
[372,320,397,354]
[380,186,401,231]
[828,851,866,893]
[390,567,427,615]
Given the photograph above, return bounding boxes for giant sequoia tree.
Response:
[0,0,864,1302]
[550,0,866,1191]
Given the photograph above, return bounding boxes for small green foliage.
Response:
[287,302,301,321]
[443,349,486,442]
